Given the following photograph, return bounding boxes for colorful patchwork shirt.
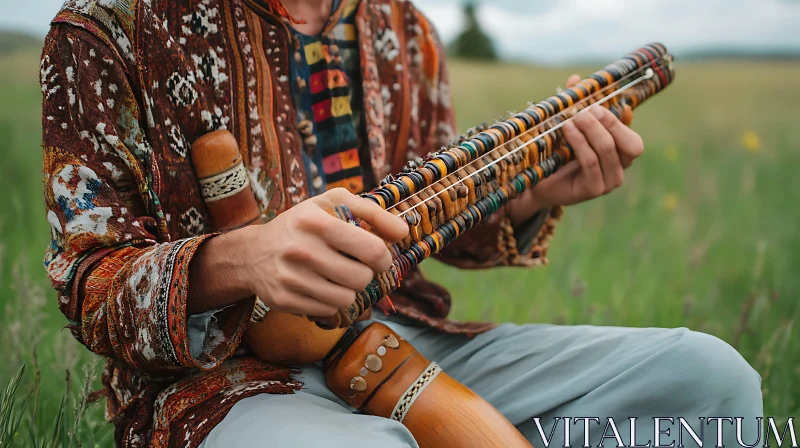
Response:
[39,0,562,446]
[288,0,367,196]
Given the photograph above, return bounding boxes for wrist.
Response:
[226,225,260,297]
[187,227,257,314]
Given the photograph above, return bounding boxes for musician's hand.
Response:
[508,74,644,226]
[241,188,408,317]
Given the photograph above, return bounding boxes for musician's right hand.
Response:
[240,187,409,317]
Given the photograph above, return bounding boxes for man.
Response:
[40,0,762,446]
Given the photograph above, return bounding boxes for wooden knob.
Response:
[189,130,261,232]
[191,130,243,179]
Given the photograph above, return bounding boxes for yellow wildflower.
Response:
[663,144,679,161]
[741,131,762,152]
[663,193,678,212]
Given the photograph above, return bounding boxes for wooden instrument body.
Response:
[326,322,533,448]
[244,312,342,364]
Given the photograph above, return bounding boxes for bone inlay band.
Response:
[390,362,443,423]
[199,161,251,202]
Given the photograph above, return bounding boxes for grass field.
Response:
[1,41,799,445]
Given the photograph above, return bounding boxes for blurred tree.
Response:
[449,2,498,61]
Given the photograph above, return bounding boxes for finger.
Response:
[327,188,409,243]
[342,194,409,243]
[307,209,393,273]
[297,241,374,291]
[537,160,579,188]
[575,107,624,192]
[528,160,579,207]
[562,120,604,197]
[594,107,643,168]
[566,74,581,89]
[283,266,357,310]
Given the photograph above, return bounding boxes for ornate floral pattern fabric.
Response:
[40,0,562,446]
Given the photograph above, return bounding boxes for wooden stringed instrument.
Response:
[190,43,675,447]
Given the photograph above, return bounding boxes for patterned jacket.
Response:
[39,0,561,445]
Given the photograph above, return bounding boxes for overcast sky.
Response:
[2,0,799,65]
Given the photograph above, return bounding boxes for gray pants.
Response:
[201,315,763,447]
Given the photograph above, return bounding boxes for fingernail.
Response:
[591,106,604,119]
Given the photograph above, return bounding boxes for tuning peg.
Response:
[380,174,396,186]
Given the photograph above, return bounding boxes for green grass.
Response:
[1,44,799,445]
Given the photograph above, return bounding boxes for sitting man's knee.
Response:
[664,330,762,408]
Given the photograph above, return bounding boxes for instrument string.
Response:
[340,45,675,329]
[386,60,658,215]
[389,64,657,218]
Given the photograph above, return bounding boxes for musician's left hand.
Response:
[508,74,644,227]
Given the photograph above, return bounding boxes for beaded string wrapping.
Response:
[316,43,675,330]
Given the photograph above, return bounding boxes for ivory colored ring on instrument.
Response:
[198,161,250,203]
[486,129,502,146]
[384,334,400,348]
[350,376,367,392]
[365,354,383,372]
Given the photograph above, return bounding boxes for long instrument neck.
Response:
[329,44,675,328]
